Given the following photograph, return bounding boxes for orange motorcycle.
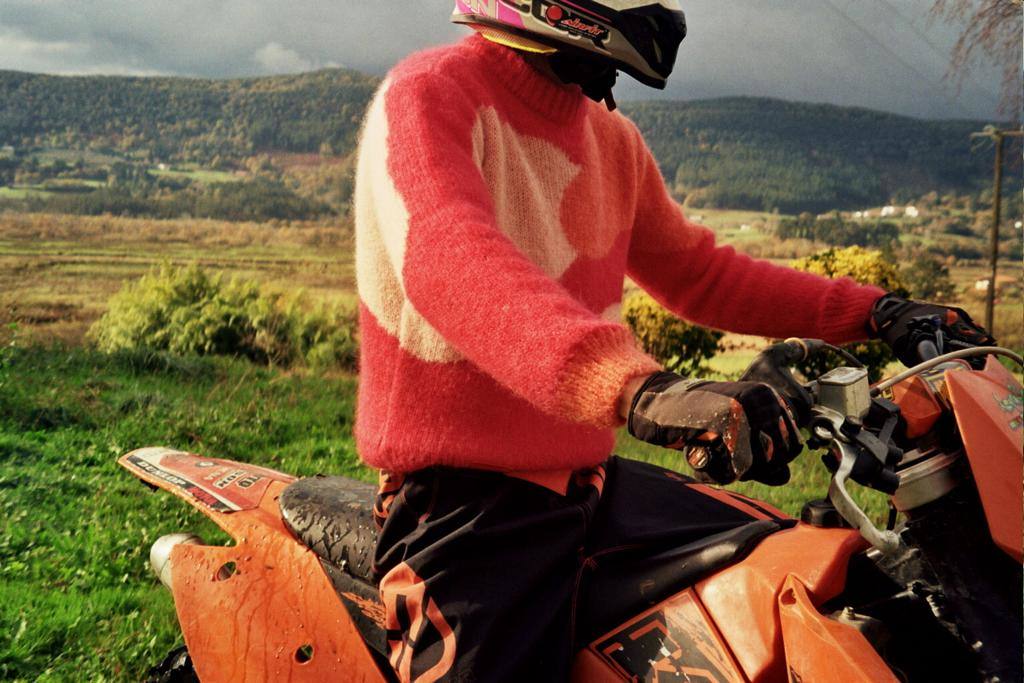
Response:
[125,339,1023,682]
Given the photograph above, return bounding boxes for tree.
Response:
[903,255,958,301]
[931,0,1023,119]
[792,247,908,381]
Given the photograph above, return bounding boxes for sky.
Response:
[0,0,1010,120]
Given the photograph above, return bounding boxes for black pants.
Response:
[372,456,782,683]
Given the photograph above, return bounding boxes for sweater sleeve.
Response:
[368,72,659,429]
[625,132,882,344]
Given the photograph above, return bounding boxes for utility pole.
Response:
[970,126,1023,335]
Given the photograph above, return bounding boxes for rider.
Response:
[353,2,994,680]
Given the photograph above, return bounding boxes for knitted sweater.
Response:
[354,34,883,473]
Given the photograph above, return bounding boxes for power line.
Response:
[869,0,1001,109]
[819,0,978,119]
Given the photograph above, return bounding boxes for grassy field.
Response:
[149,167,240,184]
[0,213,355,345]
[0,188,52,201]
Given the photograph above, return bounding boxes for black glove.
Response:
[628,372,803,486]
[869,294,995,367]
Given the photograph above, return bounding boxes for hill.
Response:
[620,97,1012,213]
[0,68,378,161]
[0,69,1015,213]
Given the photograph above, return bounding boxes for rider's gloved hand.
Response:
[869,293,994,367]
[627,372,802,486]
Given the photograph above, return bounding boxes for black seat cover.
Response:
[279,475,379,583]
[575,518,785,644]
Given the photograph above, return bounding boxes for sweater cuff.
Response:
[556,326,662,429]
[817,281,886,344]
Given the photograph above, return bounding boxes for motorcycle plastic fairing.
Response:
[777,576,897,682]
[575,588,745,682]
[945,357,1024,562]
[695,524,869,682]
[119,448,387,682]
[119,447,297,513]
[889,374,946,439]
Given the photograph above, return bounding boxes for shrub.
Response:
[622,291,723,375]
[792,246,908,381]
[88,263,357,370]
[903,255,957,302]
[792,246,907,293]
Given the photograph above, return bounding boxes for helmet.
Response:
[452,0,687,90]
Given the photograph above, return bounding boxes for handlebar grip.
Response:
[740,340,821,428]
[916,339,940,362]
[779,338,826,363]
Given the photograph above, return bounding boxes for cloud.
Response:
[253,42,314,74]
[0,27,84,67]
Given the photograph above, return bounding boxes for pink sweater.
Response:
[354,35,882,473]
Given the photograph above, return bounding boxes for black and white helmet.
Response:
[452,0,687,90]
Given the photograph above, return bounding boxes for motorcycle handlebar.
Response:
[916,339,940,362]
[739,338,824,426]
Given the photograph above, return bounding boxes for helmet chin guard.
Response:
[452,0,686,91]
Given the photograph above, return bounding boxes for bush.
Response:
[903,255,956,301]
[88,263,357,369]
[622,291,723,375]
[792,246,908,381]
[793,246,907,293]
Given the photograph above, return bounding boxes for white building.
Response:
[880,206,897,217]
[905,206,920,218]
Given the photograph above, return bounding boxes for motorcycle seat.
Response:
[279,475,379,584]
[575,517,785,643]
[278,473,788,664]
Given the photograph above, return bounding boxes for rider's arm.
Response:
[624,127,883,345]
[364,71,659,429]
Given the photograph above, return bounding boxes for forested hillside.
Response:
[621,98,1010,213]
[1,69,1014,213]
[0,68,378,161]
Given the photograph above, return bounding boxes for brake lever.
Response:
[828,440,901,554]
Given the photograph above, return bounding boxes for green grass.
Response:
[150,167,239,184]
[31,150,127,166]
[0,187,56,200]
[0,345,367,681]
[705,349,758,378]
